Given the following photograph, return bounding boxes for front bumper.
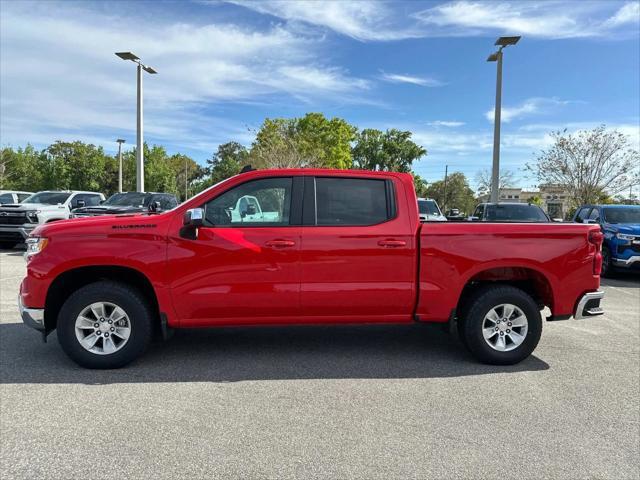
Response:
[612,255,640,268]
[0,224,36,242]
[574,291,605,320]
[18,294,45,332]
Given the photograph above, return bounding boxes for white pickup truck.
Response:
[0,190,33,205]
[0,190,104,248]
[229,195,281,223]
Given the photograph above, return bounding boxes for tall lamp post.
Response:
[116,139,126,192]
[115,52,157,192]
[487,36,520,203]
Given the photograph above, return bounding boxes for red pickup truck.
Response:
[19,169,604,369]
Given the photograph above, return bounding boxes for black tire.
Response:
[601,245,615,278]
[57,281,153,369]
[459,285,542,365]
[0,241,17,249]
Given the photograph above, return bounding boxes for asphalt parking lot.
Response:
[1,248,639,479]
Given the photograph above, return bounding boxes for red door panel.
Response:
[167,226,301,326]
[299,225,415,322]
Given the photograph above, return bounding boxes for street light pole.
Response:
[115,52,157,193]
[116,139,126,193]
[490,50,503,204]
[136,63,143,192]
[487,36,520,203]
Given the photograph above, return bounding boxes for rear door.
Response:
[298,175,415,323]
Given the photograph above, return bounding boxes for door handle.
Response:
[378,239,406,248]
[265,239,296,248]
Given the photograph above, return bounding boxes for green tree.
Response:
[352,129,426,172]
[171,153,207,201]
[207,141,249,184]
[250,113,357,169]
[144,145,177,195]
[296,113,357,169]
[412,173,429,197]
[40,141,108,191]
[0,145,45,191]
[527,195,544,206]
[425,172,476,215]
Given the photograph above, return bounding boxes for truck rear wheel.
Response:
[459,285,542,365]
[57,281,153,369]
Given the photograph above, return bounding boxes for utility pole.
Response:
[487,36,520,203]
[184,157,188,201]
[443,165,449,212]
[116,139,126,192]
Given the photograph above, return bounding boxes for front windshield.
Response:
[104,193,151,207]
[23,192,71,205]
[603,207,640,224]
[418,200,441,215]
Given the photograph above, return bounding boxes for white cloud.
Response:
[604,2,640,28]
[229,0,422,41]
[414,1,640,39]
[485,98,571,123]
[230,1,638,42]
[427,120,465,127]
[0,2,371,156]
[380,72,445,87]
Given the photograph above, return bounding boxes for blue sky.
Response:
[1,0,639,190]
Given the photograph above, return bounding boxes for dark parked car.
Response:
[71,192,178,217]
[470,203,550,222]
[572,204,640,276]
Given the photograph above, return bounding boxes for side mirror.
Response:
[99,200,105,205]
[148,201,161,213]
[246,204,256,215]
[584,219,597,224]
[183,208,204,227]
[76,199,86,208]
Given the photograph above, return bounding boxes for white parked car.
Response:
[417,198,447,222]
[0,190,33,205]
[0,190,105,249]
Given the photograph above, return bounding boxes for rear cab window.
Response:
[313,177,394,226]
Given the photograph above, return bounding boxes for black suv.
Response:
[470,202,551,222]
[71,192,178,217]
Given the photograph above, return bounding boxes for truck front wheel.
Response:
[57,281,153,369]
[459,285,542,365]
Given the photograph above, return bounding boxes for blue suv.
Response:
[573,205,640,276]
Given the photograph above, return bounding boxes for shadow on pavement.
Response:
[601,275,640,287]
[0,322,549,384]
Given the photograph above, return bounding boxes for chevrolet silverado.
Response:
[19,169,604,368]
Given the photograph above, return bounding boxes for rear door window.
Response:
[314,177,390,226]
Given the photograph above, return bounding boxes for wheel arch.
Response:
[44,265,160,333]
[457,266,554,317]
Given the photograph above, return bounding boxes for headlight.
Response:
[25,237,48,259]
[26,210,40,222]
[616,233,635,241]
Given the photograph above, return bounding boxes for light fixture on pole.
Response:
[487,36,520,203]
[115,52,157,192]
[116,139,126,193]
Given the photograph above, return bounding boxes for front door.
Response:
[167,176,302,326]
[299,175,416,323]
